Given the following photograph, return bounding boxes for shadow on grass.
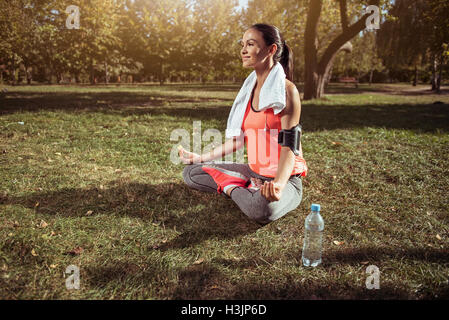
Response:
[3,180,261,249]
[1,89,448,133]
[159,260,447,299]
[73,248,449,299]
[5,180,447,299]
[301,103,449,133]
[0,90,232,114]
[322,247,449,264]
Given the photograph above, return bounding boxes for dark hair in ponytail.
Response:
[249,23,294,81]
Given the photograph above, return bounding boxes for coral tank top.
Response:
[241,87,308,178]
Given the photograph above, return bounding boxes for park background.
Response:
[0,0,448,299]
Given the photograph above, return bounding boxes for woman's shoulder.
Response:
[285,79,299,98]
[284,79,300,109]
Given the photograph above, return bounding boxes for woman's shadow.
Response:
[2,179,262,250]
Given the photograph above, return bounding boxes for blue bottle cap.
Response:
[311,203,321,212]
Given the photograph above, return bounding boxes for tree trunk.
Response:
[369,69,374,85]
[104,60,109,84]
[90,58,95,85]
[436,54,443,93]
[303,0,379,100]
[412,64,418,86]
[47,64,53,84]
[431,55,437,91]
[303,0,322,100]
[11,55,16,85]
[325,65,333,88]
[26,65,32,85]
[159,61,164,85]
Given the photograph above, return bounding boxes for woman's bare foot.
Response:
[225,186,237,196]
[226,178,263,196]
[249,177,263,189]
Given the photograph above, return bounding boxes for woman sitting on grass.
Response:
[179,23,307,225]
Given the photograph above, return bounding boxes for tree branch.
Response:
[318,0,380,74]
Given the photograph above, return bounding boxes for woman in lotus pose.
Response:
[179,23,307,225]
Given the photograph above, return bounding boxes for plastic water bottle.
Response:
[302,203,324,267]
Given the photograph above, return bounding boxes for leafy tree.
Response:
[303,0,384,100]
[332,30,383,84]
[377,0,449,91]
[424,0,449,92]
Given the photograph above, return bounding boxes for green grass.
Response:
[0,83,448,299]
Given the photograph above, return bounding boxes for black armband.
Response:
[278,123,302,156]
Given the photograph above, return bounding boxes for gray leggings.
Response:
[182,161,303,224]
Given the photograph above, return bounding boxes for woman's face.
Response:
[240,28,274,68]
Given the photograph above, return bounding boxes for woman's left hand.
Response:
[261,180,284,202]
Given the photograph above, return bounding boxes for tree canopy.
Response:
[0,0,447,93]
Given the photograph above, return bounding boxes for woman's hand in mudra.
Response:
[178,146,202,164]
[260,180,284,202]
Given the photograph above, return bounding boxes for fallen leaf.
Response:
[55,152,62,156]
[66,247,83,255]
[39,220,48,228]
[86,210,93,216]
[436,234,442,240]
[50,264,57,269]
[333,240,345,246]
[209,285,221,290]
[331,141,342,146]
[360,261,369,265]
[31,249,38,256]
[34,202,40,208]
[426,211,432,216]
[193,258,204,265]
[115,169,122,173]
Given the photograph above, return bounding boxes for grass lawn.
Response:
[0,83,448,299]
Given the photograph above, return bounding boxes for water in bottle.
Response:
[302,203,324,267]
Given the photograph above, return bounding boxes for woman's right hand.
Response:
[178,146,202,164]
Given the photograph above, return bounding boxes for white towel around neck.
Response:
[225,62,286,139]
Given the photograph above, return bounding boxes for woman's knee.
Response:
[241,196,278,225]
[182,164,197,186]
[256,192,302,224]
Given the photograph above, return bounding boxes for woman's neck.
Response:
[254,60,275,90]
